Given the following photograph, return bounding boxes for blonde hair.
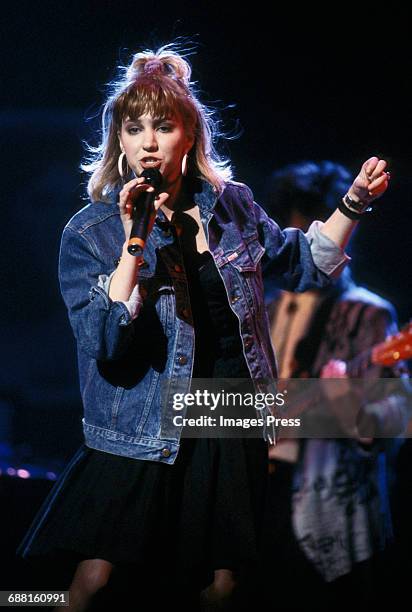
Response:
[81,43,233,202]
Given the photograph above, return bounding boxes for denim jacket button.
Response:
[177,355,188,365]
[230,294,240,304]
[174,264,183,273]
[244,339,253,349]
[161,448,171,458]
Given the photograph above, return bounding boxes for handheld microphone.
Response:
[127,168,163,256]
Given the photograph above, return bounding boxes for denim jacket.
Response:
[58,179,349,464]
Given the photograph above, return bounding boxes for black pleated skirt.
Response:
[17,436,268,588]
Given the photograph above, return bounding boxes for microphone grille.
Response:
[141,168,163,188]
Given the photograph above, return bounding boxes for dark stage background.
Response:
[1,0,411,603]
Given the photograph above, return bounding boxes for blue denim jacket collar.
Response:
[192,178,219,215]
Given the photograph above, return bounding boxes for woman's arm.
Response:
[108,176,170,302]
[253,198,349,291]
[320,156,390,249]
[253,156,389,291]
[58,227,139,362]
[108,241,143,302]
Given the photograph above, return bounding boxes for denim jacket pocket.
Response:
[82,358,125,429]
[222,236,266,316]
[226,234,266,272]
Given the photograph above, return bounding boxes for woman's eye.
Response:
[127,126,142,134]
[158,124,173,132]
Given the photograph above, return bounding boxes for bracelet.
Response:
[114,255,147,268]
[338,200,363,220]
[343,193,372,214]
[338,194,372,220]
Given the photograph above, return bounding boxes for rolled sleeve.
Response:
[97,272,143,321]
[305,220,351,279]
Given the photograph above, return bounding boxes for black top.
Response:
[189,252,250,378]
[174,208,250,379]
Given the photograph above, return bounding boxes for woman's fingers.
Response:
[119,180,155,216]
[362,156,379,179]
[366,158,387,182]
[365,158,389,197]
[361,158,388,183]
[119,177,147,198]
[351,157,390,203]
[119,177,141,200]
[368,173,389,196]
[154,192,170,210]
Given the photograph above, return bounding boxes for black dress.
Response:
[17,226,268,591]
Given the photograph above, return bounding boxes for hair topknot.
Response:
[126,44,192,87]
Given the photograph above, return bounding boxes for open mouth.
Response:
[140,158,162,169]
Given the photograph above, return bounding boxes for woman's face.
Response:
[118,112,194,186]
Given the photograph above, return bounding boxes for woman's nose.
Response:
[142,129,158,151]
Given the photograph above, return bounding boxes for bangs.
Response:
[115,80,184,125]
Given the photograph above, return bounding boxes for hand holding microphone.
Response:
[118,168,167,256]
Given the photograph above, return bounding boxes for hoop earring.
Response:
[118,152,128,178]
[181,153,188,177]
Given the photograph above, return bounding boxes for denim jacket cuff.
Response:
[305,220,351,279]
[97,272,142,321]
